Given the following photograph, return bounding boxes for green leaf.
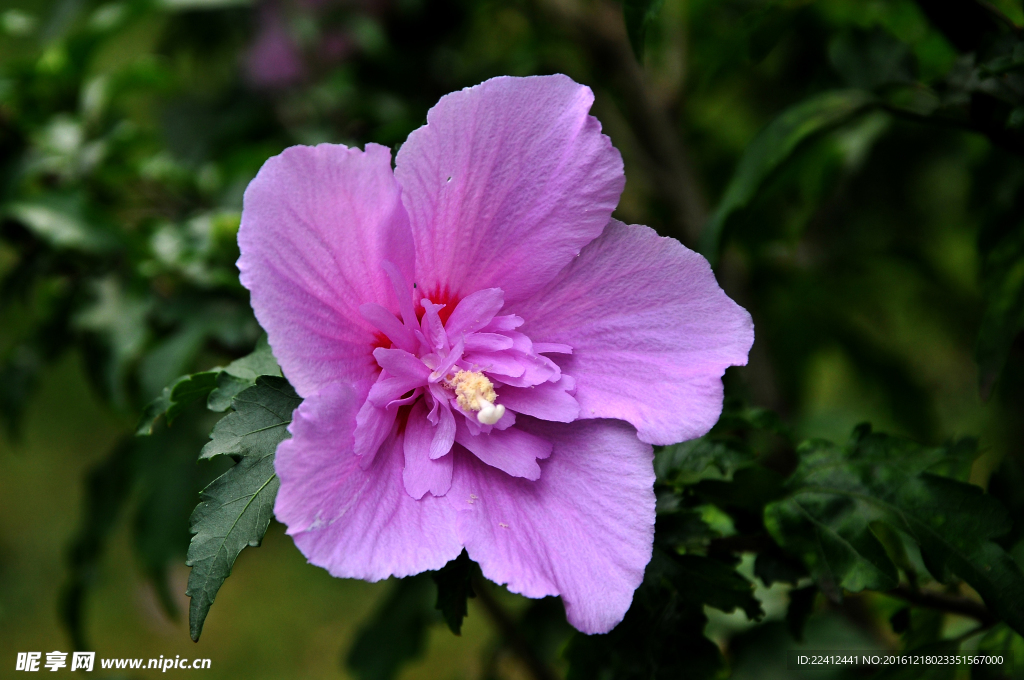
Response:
[135,371,217,434]
[654,509,718,552]
[622,0,665,61]
[135,335,281,435]
[198,376,299,461]
[670,554,764,621]
[184,376,301,641]
[973,624,1024,680]
[347,575,436,680]
[208,335,281,411]
[431,550,475,635]
[655,438,754,485]
[765,493,899,600]
[6,196,118,253]
[699,89,876,262]
[767,425,1024,635]
[785,585,817,642]
[168,371,219,423]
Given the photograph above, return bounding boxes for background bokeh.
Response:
[3,0,1024,677]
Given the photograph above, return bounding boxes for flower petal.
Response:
[444,288,504,338]
[451,417,655,634]
[403,400,454,499]
[497,376,579,423]
[239,143,415,398]
[275,383,461,579]
[454,422,551,480]
[516,220,754,445]
[395,75,624,305]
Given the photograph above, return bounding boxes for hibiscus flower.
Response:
[237,74,753,634]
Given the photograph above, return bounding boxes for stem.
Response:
[471,574,559,680]
[888,585,996,626]
[533,0,708,245]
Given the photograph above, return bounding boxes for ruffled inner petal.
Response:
[403,400,455,499]
[455,422,551,480]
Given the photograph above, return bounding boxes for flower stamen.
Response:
[447,369,505,425]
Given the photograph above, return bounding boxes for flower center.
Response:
[446,369,505,425]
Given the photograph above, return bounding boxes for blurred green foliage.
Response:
[4,0,1024,678]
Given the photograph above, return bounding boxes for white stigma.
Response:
[446,369,506,425]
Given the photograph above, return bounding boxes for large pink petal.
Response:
[394,75,624,305]
[516,220,754,445]
[450,418,655,634]
[238,143,414,398]
[274,383,461,579]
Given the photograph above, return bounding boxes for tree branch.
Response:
[888,585,996,626]
[534,0,708,246]
[471,574,559,680]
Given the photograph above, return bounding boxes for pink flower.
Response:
[237,75,753,634]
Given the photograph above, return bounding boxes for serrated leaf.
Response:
[347,575,435,680]
[167,371,219,423]
[184,376,300,641]
[623,0,665,61]
[221,334,281,381]
[699,89,876,262]
[768,425,1024,635]
[431,550,475,635]
[655,438,754,485]
[206,373,251,412]
[199,376,300,461]
[765,493,899,600]
[135,336,281,434]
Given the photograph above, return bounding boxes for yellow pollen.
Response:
[446,370,505,425]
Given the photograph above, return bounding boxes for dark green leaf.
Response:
[765,493,900,600]
[767,425,1024,634]
[346,575,436,680]
[754,544,807,586]
[135,335,281,434]
[785,585,817,642]
[622,0,665,62]
[198,376,299,461]
[655,438,754,485]
[669,554,764,621]
[167,371,219,424]
[654,509,718,552]
[431,550,475,635]
[699,89,876,262]
[184,376,301,641]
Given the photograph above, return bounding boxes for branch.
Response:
[888,585,996,626]
[471,574,559,680]
[533,0,708,245]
